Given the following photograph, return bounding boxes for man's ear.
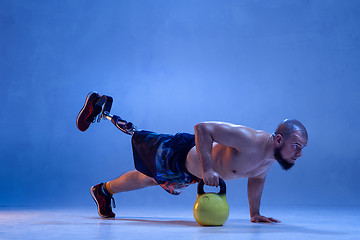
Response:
[274,134,283,146]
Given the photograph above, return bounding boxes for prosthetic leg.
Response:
[96,95,137,135]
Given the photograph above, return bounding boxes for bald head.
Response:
[275,119,308,140]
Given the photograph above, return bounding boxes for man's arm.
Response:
[194,121,255,186]
[247,173,280,223]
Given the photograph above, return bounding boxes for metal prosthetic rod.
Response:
[96,95,136,135]
[102,111,136,135]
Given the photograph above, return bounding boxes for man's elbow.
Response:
[194,122,213,139]
[194,122,208,133]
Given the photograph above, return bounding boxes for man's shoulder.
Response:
[255,130,271,138]
[254,130,271,145]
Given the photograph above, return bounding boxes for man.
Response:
[77,91,308,223]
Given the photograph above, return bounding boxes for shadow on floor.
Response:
[88,216,348,236]
[88,216,199,227]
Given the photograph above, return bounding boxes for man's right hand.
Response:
[202,170,220,187]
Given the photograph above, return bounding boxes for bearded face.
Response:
[274,146,294,171]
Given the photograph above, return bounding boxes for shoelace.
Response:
[91,114,99,123]
[89,111,100,123]
[110,196,116,209]
[100,185,117,209]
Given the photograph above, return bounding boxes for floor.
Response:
[0,205,359,240]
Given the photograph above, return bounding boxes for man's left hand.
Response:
[251,214,281,223]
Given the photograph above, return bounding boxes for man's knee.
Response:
[149,178,158,186]
[145,176,158,186]
[137,171,158,186]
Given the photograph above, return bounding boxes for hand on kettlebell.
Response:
[193,178,230,226]
[202,170,220,187]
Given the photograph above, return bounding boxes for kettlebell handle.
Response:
[197,178,226,195]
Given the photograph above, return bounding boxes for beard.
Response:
[274,147,294,171]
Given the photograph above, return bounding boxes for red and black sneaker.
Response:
[90,183,116,218]
[76,91,105,132]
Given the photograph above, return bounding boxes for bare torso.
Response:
[185,130,276,180]
[181,121,304,223]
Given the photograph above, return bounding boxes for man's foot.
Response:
[76,91,105,132]
[90,183,116,218]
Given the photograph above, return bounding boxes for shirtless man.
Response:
[77,91,308,223]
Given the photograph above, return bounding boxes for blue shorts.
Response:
[131,130,199,195]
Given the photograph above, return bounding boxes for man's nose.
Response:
[296,149,302,157]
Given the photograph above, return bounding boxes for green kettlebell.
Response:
[193,179,229,226]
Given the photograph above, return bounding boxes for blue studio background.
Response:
[1,0,359,210]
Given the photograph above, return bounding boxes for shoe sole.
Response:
[90,186,114,218]
[76,91,99,132]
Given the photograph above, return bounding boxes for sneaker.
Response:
[76,91,105,132]
[90,183,116,218]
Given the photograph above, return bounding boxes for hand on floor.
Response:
[251,214,281,223]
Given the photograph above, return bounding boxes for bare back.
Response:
[185,122,276,180]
